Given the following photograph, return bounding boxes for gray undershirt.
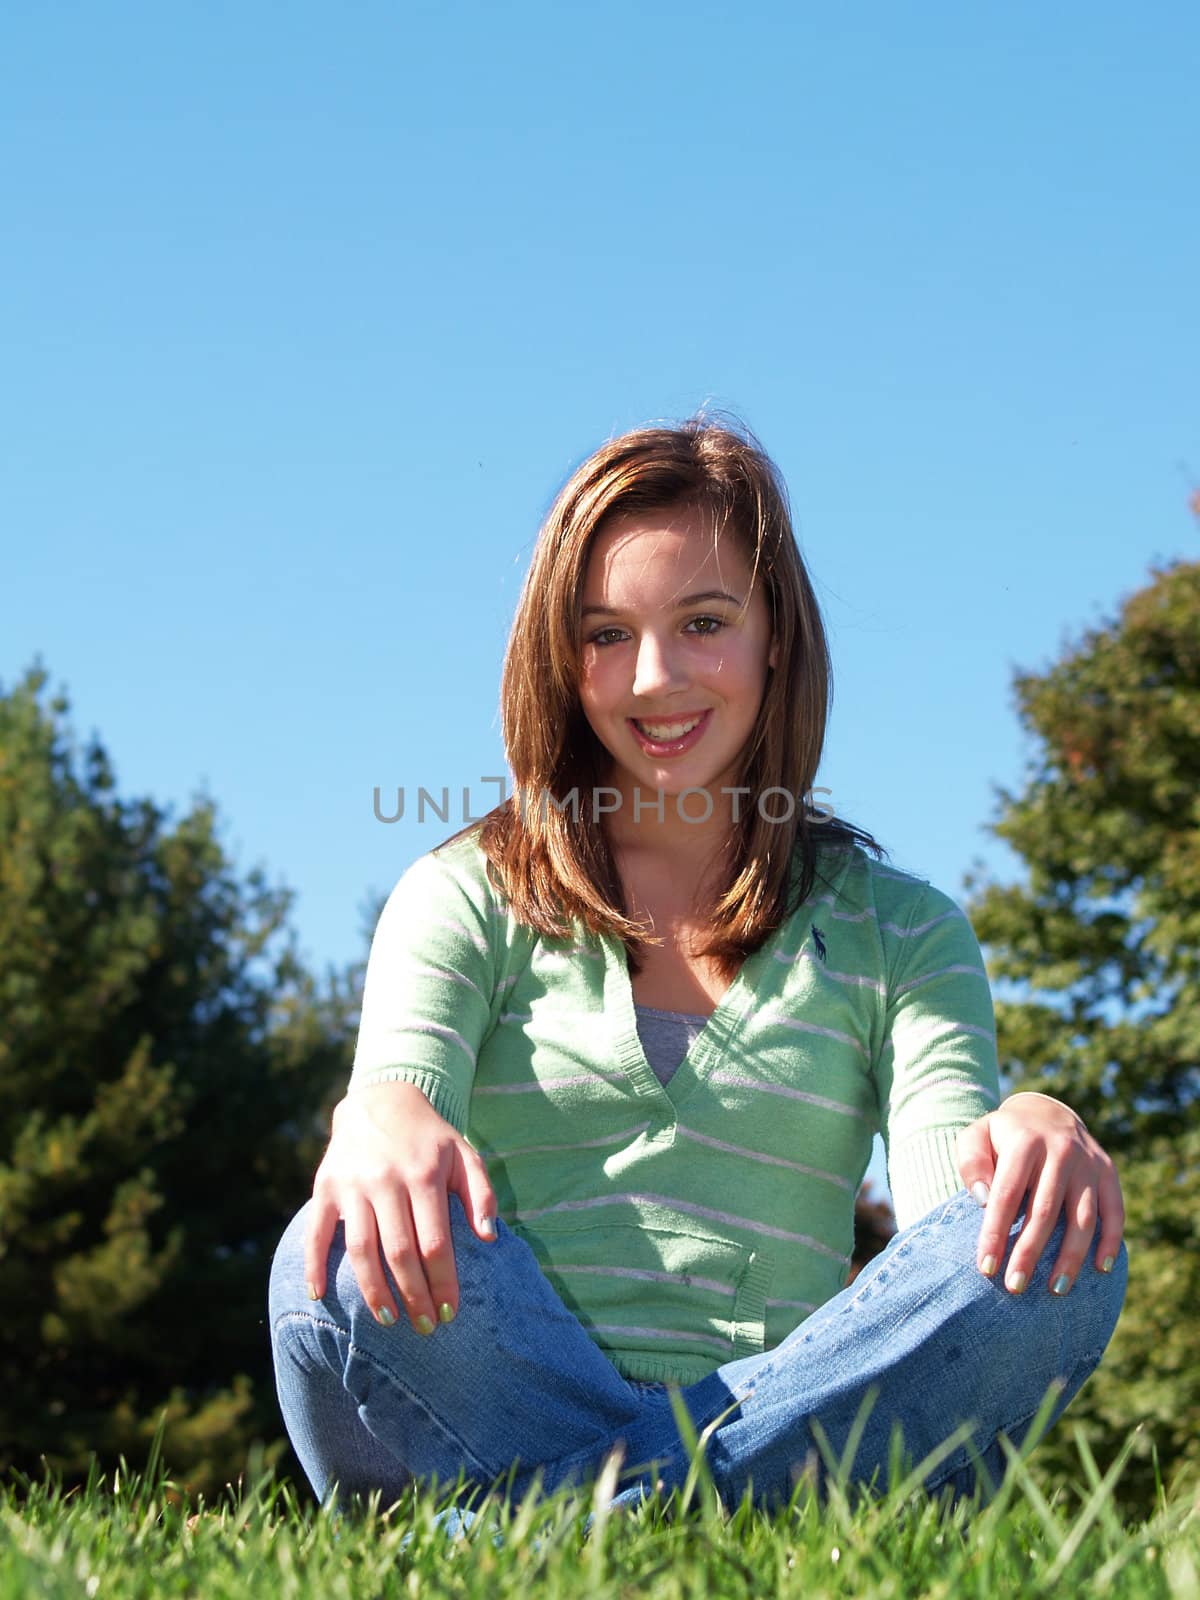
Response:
[633,1002,711,1087]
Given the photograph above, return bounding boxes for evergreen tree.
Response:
[964,558,1200,1511]
[0,664,356,1496]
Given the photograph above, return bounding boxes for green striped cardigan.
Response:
[349,831,1001,1385]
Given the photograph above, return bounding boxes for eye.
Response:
[586,615,726,647]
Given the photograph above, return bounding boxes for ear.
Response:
[768,637,779,671]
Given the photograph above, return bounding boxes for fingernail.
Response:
[971,1181,990,1208]
[415,1314,435,1336]
[307,1282,320,1301]
[479,1217,496,1238]
[376,1306,396,1327]
[438,1302,456,1325]
[980,1254,997,1276]
[1051,1274,1072,1296]
[1007,1271,1027,1294]
[1101,1255,1116,1273]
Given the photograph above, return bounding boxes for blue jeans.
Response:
[268,1188,1126,1513]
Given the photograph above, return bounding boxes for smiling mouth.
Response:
[627,709,712,753]
[632,713,704,739]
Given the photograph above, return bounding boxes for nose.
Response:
[632,631,690,699]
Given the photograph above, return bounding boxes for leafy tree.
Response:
[0,663,355,1496]
[964,557,1200,1513]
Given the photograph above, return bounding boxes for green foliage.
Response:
[851,1181,896,1280]
[964,559,1200,1515]
[0,663,357,1497]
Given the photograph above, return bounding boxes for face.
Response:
[577,504,778,806]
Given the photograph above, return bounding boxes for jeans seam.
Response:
[273,1310,497,1483]
[276,1308,637,1488]
[897,1189,972,1242]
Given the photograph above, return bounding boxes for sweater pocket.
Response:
[508,1212,775,1378]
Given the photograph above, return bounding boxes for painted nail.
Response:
[376,1306,396,1327]
[1101,1255,1116,1273]
[438,1302,456,1325]
[307,1282,320,1301]
[971,1181,990,1208]
[980,1254,997,1276]
[1051,1274,1072,1296]
[415,1314,436,1336]
[479,1217,497,1238]
[1007,1271,1027,1294]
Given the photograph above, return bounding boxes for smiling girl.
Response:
[268,416,1126,1516]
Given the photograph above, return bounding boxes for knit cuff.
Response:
[346,1068,469,1134]
[888,1125,970,1230]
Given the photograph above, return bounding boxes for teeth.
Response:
[635,715,702,741]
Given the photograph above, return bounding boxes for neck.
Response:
[598,771,740,864]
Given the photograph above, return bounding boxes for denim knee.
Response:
[269,1201,316,1328]
[915,1188,1128,1369]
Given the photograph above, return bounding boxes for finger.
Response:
[956,1119,998,1211]
[303,1189,340,1301]
[341,1191,404,1330]
[408,1180,460,1327]
[1044,1177,1099,1295]
[1004,1157,1069,1294]
[975,1145,1039,1282]
[372,1188,439,1335]
[1093,1157,1125,1274]
[450,1139,498,1241]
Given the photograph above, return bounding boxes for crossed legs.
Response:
[268,1189,1127,1512]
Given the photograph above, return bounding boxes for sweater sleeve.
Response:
[875,882,1002,1229]
[347,848,499,1132]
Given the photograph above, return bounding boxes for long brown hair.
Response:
[441,412,884,980]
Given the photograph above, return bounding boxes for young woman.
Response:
[269,417,1126,1516]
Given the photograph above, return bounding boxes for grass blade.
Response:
[1037,1423,1144,1588]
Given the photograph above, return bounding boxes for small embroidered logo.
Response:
[811,924,827,962]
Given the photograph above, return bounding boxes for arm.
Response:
[876,879,1124,1293]
[875,881,1003,1229]
[304,850,500,1333]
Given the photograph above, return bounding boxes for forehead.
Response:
[581,506,753,599]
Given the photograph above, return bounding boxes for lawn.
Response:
[2,1404,1196,1599]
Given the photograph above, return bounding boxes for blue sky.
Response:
[5,3,1197,1199]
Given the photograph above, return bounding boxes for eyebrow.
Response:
[580,588,744,619]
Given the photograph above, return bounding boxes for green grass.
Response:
[2,1410,1197,1599]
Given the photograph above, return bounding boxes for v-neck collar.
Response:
[603,846,817,1110]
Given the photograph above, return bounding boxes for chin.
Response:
[632,764,735,800]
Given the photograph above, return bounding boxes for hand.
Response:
[955,1091,1124,1295]
[304,1082,497,1333]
